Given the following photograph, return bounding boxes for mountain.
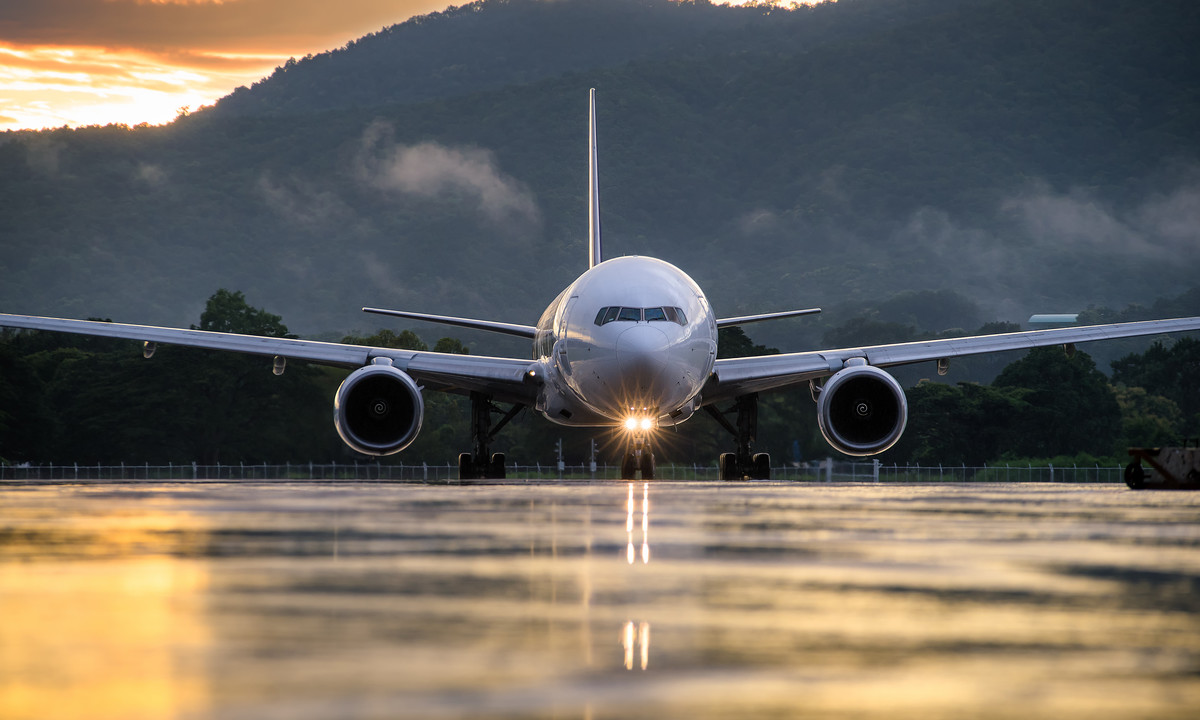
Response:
[1,0,1198,352]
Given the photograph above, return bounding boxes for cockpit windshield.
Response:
[594,306,688,327]
[643,307,667,322]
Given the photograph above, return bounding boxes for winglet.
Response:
[588,88,602,269]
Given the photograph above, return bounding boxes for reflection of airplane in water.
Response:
[5,90,1200,479]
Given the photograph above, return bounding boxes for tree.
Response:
[1111,338,1200,431]
[0,335,49,462]
[341,328,427,350]
[891,380,1029,465]
[1113,385,1183,449]
[168,290,330,464]
[433,337,470,354]
[717,326,778,359]
[195,289,290,336]
[992,347,1120,458]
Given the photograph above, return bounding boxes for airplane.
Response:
[3,89,1200,480]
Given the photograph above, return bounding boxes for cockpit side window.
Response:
[594,306,621,326]
[662,306,687,325]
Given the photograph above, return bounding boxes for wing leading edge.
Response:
[706,316,1200,405]
[0,313,538,405]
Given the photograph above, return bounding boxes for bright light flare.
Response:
[623,416,656,432]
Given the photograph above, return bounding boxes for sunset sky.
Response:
[0,0,771,133]
[0,0,458,131]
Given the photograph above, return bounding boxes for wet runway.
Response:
[2,480,1199,719]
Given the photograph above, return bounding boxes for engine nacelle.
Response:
[817,363,908,456]
[334,363,424,456]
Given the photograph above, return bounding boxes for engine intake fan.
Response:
[816,362,907,456]
[334,362,424,456]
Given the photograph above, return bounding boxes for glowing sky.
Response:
[0,0,455,131]
[0,0,778,133]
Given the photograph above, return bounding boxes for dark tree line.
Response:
[1,291,336,465]
[3,290,1197,468]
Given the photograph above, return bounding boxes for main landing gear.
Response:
[621,430,656,480]
[704,393,771,480]
[458,391,524,480]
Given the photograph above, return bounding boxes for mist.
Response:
[354,120,542,231]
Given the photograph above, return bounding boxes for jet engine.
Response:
[816,362,907,456]
[334,363,424,456]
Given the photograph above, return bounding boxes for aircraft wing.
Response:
[0,313,538,405]
[705,316,1200,405]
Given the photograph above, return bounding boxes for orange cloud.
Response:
[0,0,451,130]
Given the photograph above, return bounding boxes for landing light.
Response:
[624,416,656,432]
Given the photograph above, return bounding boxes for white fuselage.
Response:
[532,256,717,428]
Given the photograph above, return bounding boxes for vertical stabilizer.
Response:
[588,88,602,268]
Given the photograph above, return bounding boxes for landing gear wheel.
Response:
[640,452,656,481]
[460,452,505,480]
[458,453,476,481]
[621,452,638,480]
[719,453,741,481]
[708,394,761,481]
[460,393,523,481]
[1124,461,1146,489]
[751,452,771,480]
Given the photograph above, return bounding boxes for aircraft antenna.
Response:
[588,88,602,268]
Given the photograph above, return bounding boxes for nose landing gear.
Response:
[621,430,656,480]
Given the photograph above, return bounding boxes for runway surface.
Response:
[2,480,1198,719]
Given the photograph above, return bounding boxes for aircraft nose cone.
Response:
[616,325,670,389]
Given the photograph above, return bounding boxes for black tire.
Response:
[719,453,740,481]
[751,453,771,480]
[488,453,506,479]
[640,452,656,481]
[458,453,476,481]
[1124,461,1146,489]
[621,452,638,480]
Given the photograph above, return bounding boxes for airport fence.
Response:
[0,460,1127,483]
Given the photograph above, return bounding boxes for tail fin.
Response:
[588,88,602,268]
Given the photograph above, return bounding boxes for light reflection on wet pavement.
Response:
[2,481,1199,719]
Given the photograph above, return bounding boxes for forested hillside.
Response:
[209,0,942,118]
[1,0,1196,344]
